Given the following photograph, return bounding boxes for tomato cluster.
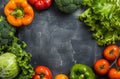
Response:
[94,44,120,79]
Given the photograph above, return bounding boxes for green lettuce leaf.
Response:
[79,0,120,46]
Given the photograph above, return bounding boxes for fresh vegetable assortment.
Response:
[0,16,34,79]
[1,0,120,79]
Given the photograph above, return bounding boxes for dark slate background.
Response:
[0,0,112,79]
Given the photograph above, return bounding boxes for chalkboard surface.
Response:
[0,0,111,79]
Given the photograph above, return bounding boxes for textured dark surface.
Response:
[0,0,109,79]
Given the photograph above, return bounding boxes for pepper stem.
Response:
[11,7,24,18]
[40,73,45,79]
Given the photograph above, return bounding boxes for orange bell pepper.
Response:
[4,0,34,27]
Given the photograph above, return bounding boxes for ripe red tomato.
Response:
[33,65,52,79]
[103,44,119,61]
[108,68,120,79]
[117,58,120,67]
[94,59,110,75]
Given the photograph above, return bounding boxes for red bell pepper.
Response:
[32,65,52,79]
[28,0,53,10]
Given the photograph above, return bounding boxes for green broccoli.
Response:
[0,16,16,46]
[55,0,83,13]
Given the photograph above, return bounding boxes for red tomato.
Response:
[108,68,120,79]
[94,59,110,75]
[103,44,119,61]
[29,0,53,10]
[117,58,120,67]
[33,65,52,79]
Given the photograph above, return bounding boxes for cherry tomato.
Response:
[104,44,119,61]
[94,59,110,75]
[55,74,68,79]
[108,68,120,79]
[33,65,52,79]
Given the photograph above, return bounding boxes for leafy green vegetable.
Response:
[79,0,120,46]
[55,0,83,13]
[0,53,19,79]
[0,16,34,79]
[8,37,34,79]
[0,16,15,46]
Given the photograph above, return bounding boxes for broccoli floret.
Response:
[55,0,83,13]
[0,16,16,46]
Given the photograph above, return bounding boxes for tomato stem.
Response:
[110,55,118,68]
[110,48,120,68]
[109,49,114,54]
[100,65,105,69]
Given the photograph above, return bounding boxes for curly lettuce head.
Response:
[79,0,120,46]
[0,53,19,79]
